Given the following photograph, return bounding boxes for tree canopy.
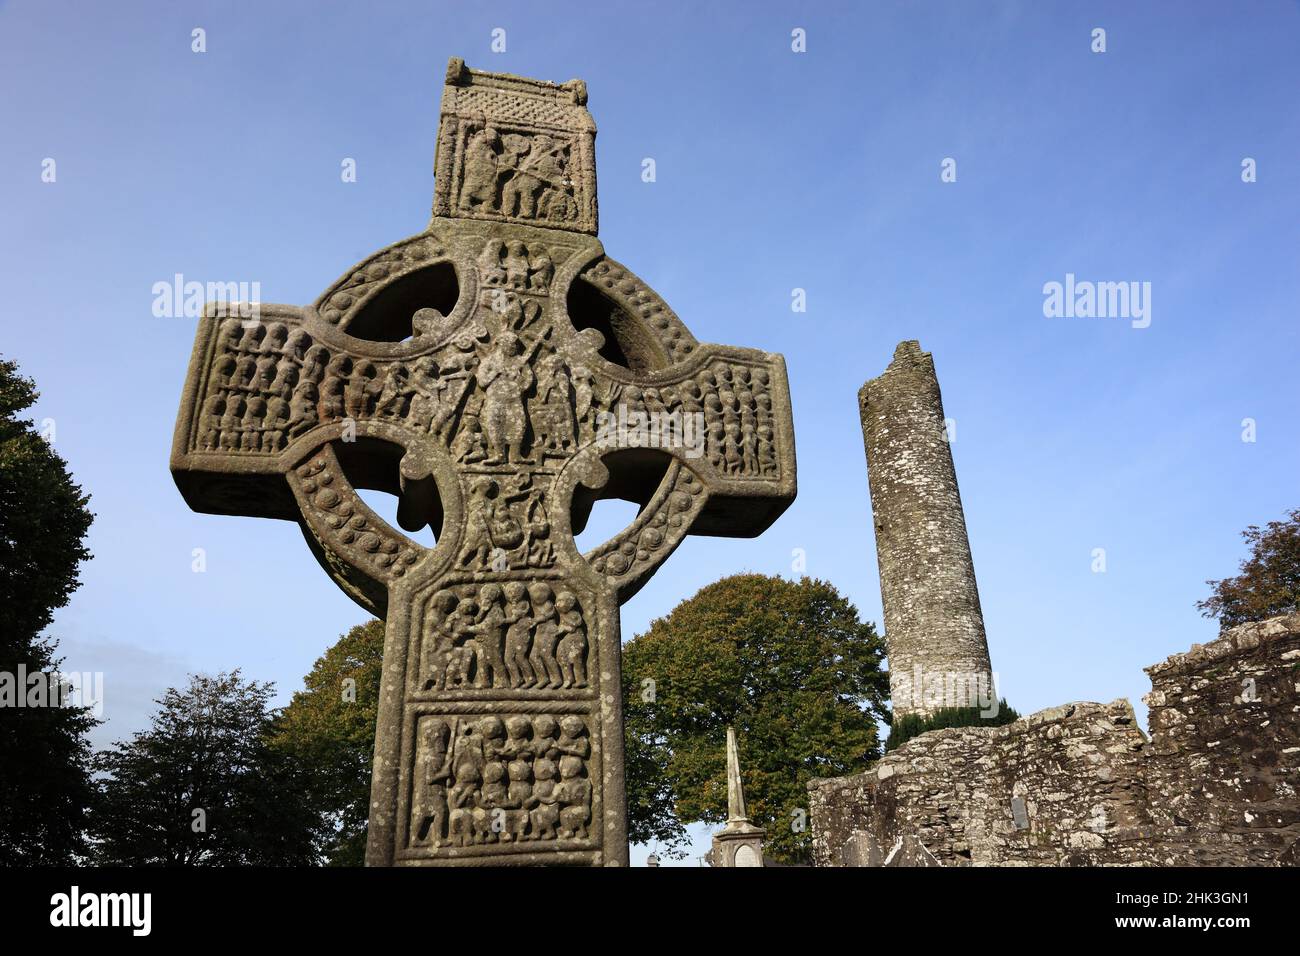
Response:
[0,356,97,864]
[90,671,325,865]
[1198,508,1300,630]
[269,619,385,866]
[621,573,888,863]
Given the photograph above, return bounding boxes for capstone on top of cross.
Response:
[434,57,598,236]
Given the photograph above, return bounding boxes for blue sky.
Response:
[3,1,1298,865]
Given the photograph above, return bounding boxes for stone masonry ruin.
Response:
[810,341,1300,867]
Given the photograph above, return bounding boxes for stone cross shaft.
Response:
[171,59,796,866]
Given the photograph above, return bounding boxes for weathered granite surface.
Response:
[809,613,1300,866]
[860,341,993,717]
[170,59,796,866]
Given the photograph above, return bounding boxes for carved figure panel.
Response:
[408,712,595,851]
[417,580,589,693]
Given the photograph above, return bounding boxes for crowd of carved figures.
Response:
[699,362,781,479]
[457,124,580,226]
[410,713,593,848]
[198,285,780,484]
[199,320,325,454]
[420,582,588,692]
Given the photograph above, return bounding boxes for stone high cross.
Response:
[171,59,796,866]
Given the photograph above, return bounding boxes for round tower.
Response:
[859,340,994,718]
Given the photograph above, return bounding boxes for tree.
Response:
[621,574,888,863]
[268,620,385,866]
[0,356,97,865]
[89,671,324,865]
[1198,508,1300,630]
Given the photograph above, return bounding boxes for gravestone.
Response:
[170,59,796,865]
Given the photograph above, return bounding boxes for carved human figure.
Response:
[500,136,545,218]
[219,396,243,451]
[474,761,508,844]
[200,395,224,450]
[260,323,288,355]
[446,597,480,687]
[477,238,507,285]
[535,352,576,454]
[555,715,590,760]
[555,591,588,689]
[251,354,277,394]
[504,240,530,289]
[503,758,533,842]
[421,589,459,691]
[555,754,591,840]
[460,125,501,212]
[571,365,594,427]
[522,136,567,218]
[233,354,257,389]
[502,582,536,688]
[447,761,480,848]
[287,382,318,438]
[411,717,452,846]
[215,354,237,389]
[526,583,563,688]
[451,417,488,464]
[532,714,559,762]
[458,478,501,568]
[236,323,262,353]
[301,344,329,384]
[528,253,553,291]
[284,328,312,362]
[524,497,553,568]
[475,332,535,465]
[527,758,560,840]
[269,356,298,398]
[375,363,408,418]
[239,398,265,452]
[262,395,290,451]
[468,585,509,689]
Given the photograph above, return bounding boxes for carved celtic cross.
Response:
[171,59,796,866]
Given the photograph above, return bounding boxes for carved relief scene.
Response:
[456,123,581,227]
[408,713,594,850]
[197,319,326,455]
[418,581,589,692]
[193,273,786,501]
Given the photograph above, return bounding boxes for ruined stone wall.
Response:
[809,614,1300,866]
[860,341,992,717]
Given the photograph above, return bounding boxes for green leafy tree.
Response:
[0,356,97,864]
[268,620,385,866]
[1198,508,1300,630]
[90,671,325,865]
[622,574,888,863]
